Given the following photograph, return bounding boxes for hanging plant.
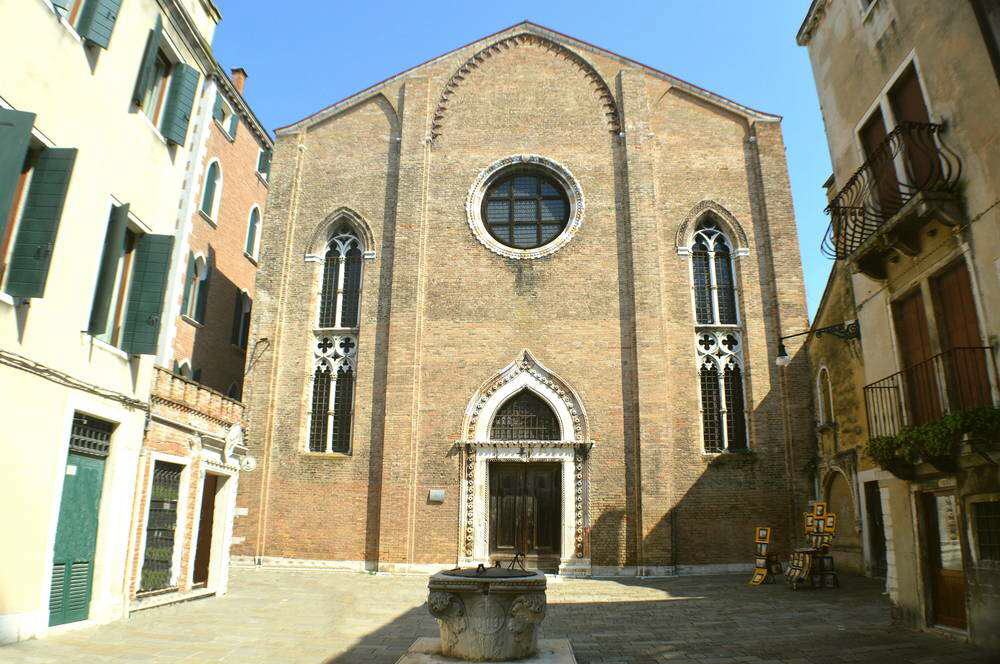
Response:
[864,406,1000,477]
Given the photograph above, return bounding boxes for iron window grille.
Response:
[319,228,363,329]
[482,171,570,250]
[690,218,748,453]
[490,391,561,441]
[140,461,183,593]
[308,334,357,453]
[973,500,1000,563]
[69,414,113,458]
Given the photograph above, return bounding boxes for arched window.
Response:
[200,161,222,220]
[181,252,209,323]
[245,206,261,259]
[318,227,363,329]
[490,391,561,441]
[309,334,357,453]
[817,367,835,425]
[691,217,746,452]
[691,219,738,325]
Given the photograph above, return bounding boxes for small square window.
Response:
[973,500,1000,562]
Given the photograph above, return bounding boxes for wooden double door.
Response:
[922,492,967,630]
[489,463,561,570]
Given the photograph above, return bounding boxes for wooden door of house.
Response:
[49,451,106,626]
[192,473,218,586]
[892,289,941,425]
[922,492,967,630]
[860,109,902,217]
[489,463,561,570]
[932,261,992,411]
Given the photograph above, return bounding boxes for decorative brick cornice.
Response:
[431,33,620,141]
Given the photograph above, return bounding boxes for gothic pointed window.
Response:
[490,391,561,441]
[691,217,747,452]
[309,334,357,453]
[319,227,363,329]
[310,222,365,454]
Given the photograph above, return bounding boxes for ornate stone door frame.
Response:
[459,351,591,576]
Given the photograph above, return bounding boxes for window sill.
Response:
[181,314,204,328]
[255,171,269,188]
[243,251,258,266]
[214,119,237,142]
[82,333,131,361]
[197,209,218,227]
[137,110,168,146]
[302,451,351,459]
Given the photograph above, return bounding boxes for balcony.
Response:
[865,346,997,440]
[821,121,963,279]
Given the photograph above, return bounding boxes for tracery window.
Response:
[817,367,835,425]
[309,223,365,454]
[490,391,561,441]
[691,218,747,452]
[482,171,570,250]
[309,334,357,453]
[319,227,363,329]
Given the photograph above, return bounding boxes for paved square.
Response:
[2,569,992,663]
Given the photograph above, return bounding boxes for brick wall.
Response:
[172,82,269,398]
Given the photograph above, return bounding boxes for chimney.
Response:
[230,67,248,94]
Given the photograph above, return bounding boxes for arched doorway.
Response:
[826,472,862,574]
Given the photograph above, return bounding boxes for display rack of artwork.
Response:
[786,502,839,590]
[748,526,784,585]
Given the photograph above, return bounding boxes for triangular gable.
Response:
[275,21,780,136]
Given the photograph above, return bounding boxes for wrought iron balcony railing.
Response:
[864,346,997,439]
[821,121,963,260]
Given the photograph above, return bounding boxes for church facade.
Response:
[232,22,814,576]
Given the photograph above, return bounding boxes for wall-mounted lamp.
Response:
[775,320,860,367]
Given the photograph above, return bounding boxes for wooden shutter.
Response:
[5,148,77,298]
[892,289,940,424]
[88,203,129,334]
[257,148,272,177]
[0,109,35,241]
[860,109,901,217]
[180,252,195,315]
[194,256,211,323]
[200,164,217,215]
[120,234,174,355]
[77,0,123,49]
[932,261,991,410]
[888,64,934,188]
[228,112,239,139]
[212,92,225,123]
[132,16,164,107]
[160,64,200,146]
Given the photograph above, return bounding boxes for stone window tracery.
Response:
[309,224,364,454]
[690,218,747,452]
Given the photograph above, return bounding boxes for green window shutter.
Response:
[180,252,194,316]
[160,64,200,146]
[194,260,210,323]
[228,112,239,139]
[212,93,224,123]
[5,148,77,299]
[77,0,123,49]
[245,209,258,255]
[257,148,272,177]
[200,163,218,215]
[0,108,35,242]
[120,234,174,355]
[87,203,129,335]
[132,16,163,107]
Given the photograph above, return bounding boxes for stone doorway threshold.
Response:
[397,637,575,663]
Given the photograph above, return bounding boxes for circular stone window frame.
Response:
[466,154,585,260]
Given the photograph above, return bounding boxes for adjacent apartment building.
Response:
[234,22,814,577]
[0,0,269,643]
[798,0,1000,650]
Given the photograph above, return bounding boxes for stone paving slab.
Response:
[0,569,993,663]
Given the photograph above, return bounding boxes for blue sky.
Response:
[212,0,832,319]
